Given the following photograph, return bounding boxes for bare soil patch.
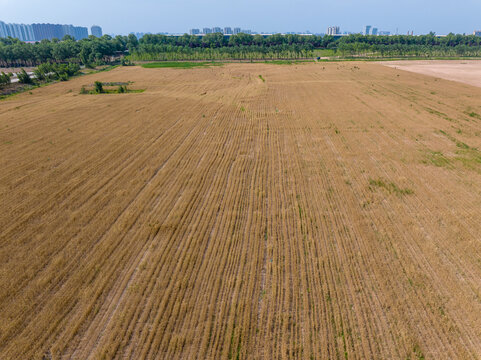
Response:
[381,60,481,88]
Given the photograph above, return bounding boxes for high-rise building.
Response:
[19,23,35,41]
[62,25,88,40]
[474,30,481,37]
[91,25,102,37]
[372,28,378,35]
[0,21,35,41]
[0,20,88,41]
[365,25,372,35]
[224,27,233,35]
[0,21,6,38]
[31,23,88,41]
[327,26,340,35]
[203,28,212,34]
[32,23,63,40]
[74,26,88,40]
[190,28,200,35]
[233,27,241,35]
[241,29,252,34]
[212,27,222,33]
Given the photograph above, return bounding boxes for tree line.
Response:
[2,33,481,66]
[138,32,481,48]
[0,34,138,67]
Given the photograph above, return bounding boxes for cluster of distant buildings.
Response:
[328,25,390,36]
[190,27,252,35]
[131,32,169,39]
[189,25,395,37]
[363,25,391,36]
[0,20,102,41]
[328,26,481,37]
[326,26,340,35]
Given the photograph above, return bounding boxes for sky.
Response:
[1,0,481,36]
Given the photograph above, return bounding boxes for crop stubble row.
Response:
[0,63,480,359]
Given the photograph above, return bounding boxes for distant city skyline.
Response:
[0,20,91,41]
[1,0,481,36]
[190,27,252,36]
[2,19,481,41]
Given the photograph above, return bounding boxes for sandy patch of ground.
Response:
[381,60,481,88]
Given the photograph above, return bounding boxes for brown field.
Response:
[1,62,481,359]
[382,60,481,88]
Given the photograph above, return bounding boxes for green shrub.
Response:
[58,73,69,81]
[33,68,45,81]
[66,63,80,76]
[94,81,103,93]
[17,69,33,84]
[0,71,11,86]
[34,63,54,81]
[33,62,80,82]
[53,63,80,79]
[121,58,134,66]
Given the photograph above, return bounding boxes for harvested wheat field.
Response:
[1,62,481,359]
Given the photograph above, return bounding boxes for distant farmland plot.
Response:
[1,63,481,359]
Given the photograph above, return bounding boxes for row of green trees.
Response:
[137,33,481,48]
[2,33,481,65]
[129,44,315,61]
[337,33,481,47]
[131,33,481,60]
[0,34,138,67]
[336,43,481,57]
[137,33,335,48]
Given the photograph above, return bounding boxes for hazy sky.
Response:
[1,0,480,35]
